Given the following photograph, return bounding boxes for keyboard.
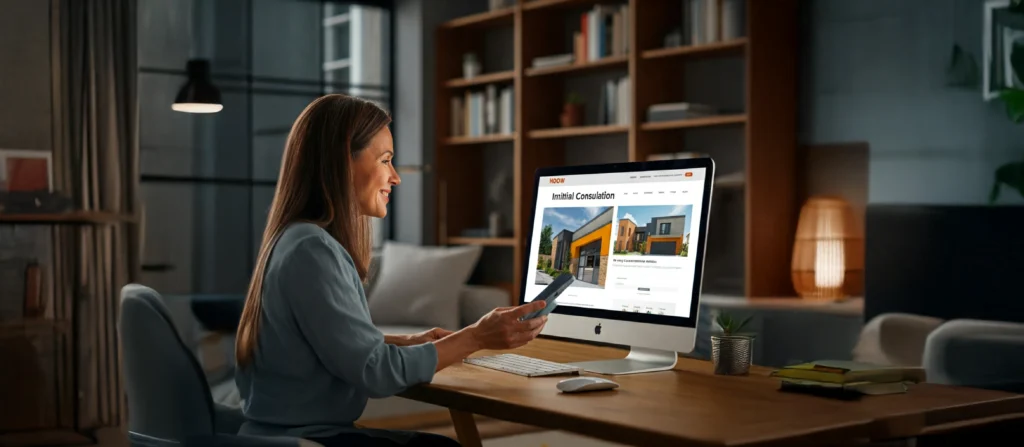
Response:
[463,354,582,377]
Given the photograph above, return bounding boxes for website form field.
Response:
[525,168,707,319]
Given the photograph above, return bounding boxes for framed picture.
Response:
[984,0,1024,100]
[0,149,53,192]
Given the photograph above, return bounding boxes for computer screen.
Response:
[523,164,709,324]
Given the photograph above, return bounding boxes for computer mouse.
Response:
[556,377,619,393]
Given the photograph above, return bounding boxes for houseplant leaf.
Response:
[989,161,1024,203]
[1000,88,1024,123]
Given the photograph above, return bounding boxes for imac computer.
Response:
[520,158,714,375]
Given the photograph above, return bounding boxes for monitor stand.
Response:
[566,346,678,375]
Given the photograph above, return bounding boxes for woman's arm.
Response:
[432,303,548,371]
[385,328,453,346]
[283,236,438,398]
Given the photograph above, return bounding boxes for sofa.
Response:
[159,241,509,424]
[852,313,1024,393]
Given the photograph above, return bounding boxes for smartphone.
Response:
[522,273,574,320]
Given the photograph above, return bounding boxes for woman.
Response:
[234,94,548,447]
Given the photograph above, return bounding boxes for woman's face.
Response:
[352,126,400,218]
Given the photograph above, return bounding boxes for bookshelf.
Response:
[0,211,136,225]
[435,0,798,302]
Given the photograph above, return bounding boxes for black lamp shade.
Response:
[172,59,223,113]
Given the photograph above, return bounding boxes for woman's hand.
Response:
[467,302,549,350]
[431,301,548,371]
[385,328,454,346]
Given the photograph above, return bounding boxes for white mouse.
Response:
[556,376,619,393]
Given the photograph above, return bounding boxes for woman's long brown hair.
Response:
[236,94,392,367]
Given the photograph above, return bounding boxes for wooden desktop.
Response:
[400,338,1024,447]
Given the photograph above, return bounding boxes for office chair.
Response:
[119,283,322,447]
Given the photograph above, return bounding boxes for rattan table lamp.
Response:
[791,196,863,301]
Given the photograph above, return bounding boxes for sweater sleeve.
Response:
[280,235,438,398]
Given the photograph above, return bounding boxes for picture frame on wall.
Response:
[983,0,1024,101]
[0,149,53,192]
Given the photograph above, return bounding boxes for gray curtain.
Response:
[52,0,138,431]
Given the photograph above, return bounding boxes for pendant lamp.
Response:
[172,59,223,113]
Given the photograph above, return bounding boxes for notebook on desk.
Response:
[771,360,924,399]
[770,360,926,385]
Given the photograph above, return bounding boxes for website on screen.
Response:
[525,168,707,318]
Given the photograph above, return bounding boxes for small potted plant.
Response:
[560,92,584,127]
[711,311,755,375]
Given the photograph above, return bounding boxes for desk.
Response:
[400,338,1024,447]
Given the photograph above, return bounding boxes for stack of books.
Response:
[450,84,514,138]
[572,3,629,64]
[770,360,926,398]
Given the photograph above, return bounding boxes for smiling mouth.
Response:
[380,190,390,203]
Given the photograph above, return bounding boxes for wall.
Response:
[0,0,55,320]
[393,0,481,245]
[800,0,1024,205]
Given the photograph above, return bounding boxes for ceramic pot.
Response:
[560,103,583,127]
[711,335,753,375]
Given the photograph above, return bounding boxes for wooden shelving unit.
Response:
[641,38,747,60]
[0,319,71,339]
[640,114,747,131]
[447,237,518,247]
[435,0,798,301]
[1,209,136,446]
[0,211,136,225]
[440,7,515,29]
[524,55,628,77]
[445,70,516,88]
[529,124,628,139]
[443,134,517,145]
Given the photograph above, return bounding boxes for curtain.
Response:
[52,0,139,430]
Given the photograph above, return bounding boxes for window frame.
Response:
[137,0,396,286]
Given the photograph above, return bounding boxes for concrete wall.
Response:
[0,0,55,320]
[393,0,483,246]
[800,0,1024,205]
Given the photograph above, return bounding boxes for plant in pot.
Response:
[711,311,755,375]
[560,92,584,127]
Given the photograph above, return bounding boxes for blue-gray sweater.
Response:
[236,222,438,438]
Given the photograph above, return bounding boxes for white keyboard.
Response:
[463,354,582,377]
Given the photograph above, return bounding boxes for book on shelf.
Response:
[647,102,718,122]
[574,3,629,64]
[450,84,514,138]
[532,53,574,69]
[682,0,745,46]
[596,76,630,126]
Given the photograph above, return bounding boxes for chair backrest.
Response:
[120,284,216,440]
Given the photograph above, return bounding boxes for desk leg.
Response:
[448,409,482,447]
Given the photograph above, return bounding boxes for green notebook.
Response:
[770,360,926,385]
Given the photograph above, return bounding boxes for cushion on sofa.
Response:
[459,284,511,327]
[366,242,482,330]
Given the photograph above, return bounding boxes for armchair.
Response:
[854,313,1024,392]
